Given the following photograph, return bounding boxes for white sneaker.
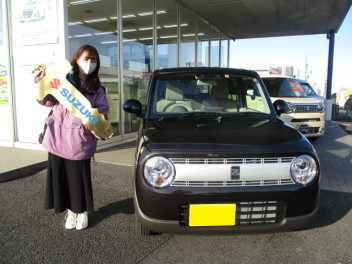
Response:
[76,211,88,230]
[65,209,77,229]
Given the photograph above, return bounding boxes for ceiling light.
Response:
[160,35,177,39]
[163,23,188,28]
[68,21,83,26]
[122,14,136,19]
[139,37,153,40]
[84,18,109,23]
[183,33,204,37]
[163,24,177,28]
[123,39,137,42]
[74,34,92,38]
[101,40,117,44]
[123,29,137,32]
[70,0,100,5]
[138,10,166,16]
[138,12,153,16]
[139,27,153,31]
[94,32,114,35]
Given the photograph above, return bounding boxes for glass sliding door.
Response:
[210,26,220,67]
[156,0,178,69]
[180,4,196,67]
[122,0,154,134]
[221,34,229,68]
[68,0,120,136]
[197,18,209,67]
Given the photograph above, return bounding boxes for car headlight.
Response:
[318,101,325,113]
[143,156,175,188]
[290,155,318,185]
[286,102,296,113]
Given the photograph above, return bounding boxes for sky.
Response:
[229,7,352,96]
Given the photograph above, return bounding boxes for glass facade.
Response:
[0,0,230,148]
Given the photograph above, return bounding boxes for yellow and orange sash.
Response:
[34,60,113,138]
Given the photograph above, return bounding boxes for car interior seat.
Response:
[211,79,237,112]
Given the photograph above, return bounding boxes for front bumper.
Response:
[134,181,320,234]
[280,113,325,138]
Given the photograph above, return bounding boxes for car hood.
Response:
[141,118,313,154]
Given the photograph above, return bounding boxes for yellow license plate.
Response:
[189,204,236,227]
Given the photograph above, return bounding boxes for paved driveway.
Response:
[1,162,352,264]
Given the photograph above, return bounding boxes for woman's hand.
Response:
[101,133,113,141]
[32,65,46,83]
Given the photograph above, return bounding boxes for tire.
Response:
[135,214,152,236]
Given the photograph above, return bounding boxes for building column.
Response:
[325,30,335,121]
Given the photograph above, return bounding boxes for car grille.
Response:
[172,179,295,187]
[300,127,320,134]
[180,201,286,226]
[293,104,320,113]
[170,157,294,165]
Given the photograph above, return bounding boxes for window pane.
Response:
[210,26,220,67]
[180,6,195,67]
[156,0,177,69]
[122,0,153,133]
[68,0,120,135]
[197,18,209,67]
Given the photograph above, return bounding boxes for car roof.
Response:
[154,67,260,77]
[260,74,296,79]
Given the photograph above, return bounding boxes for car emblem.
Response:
[231,166,240,180]
[305,106,311,111]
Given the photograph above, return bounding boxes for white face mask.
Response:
[77,60,97,76]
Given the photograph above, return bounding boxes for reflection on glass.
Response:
[180,5,195,67]
[221,35,229,68]
[197,18,209,67]
[210,26,220,67]
[122,0,153,134]
[68,0,120,135]
[156,0,177,69]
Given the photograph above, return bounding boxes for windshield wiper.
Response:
[158,112,221,121]
[218,112,271,120]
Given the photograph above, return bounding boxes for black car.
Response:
[123,67,320,235]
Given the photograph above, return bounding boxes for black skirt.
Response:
[45,153,93,214]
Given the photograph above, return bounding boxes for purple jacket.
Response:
[38,87,109,160]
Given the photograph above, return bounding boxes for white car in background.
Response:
[261,75,325,139]
[296,79,325,103]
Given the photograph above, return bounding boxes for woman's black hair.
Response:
[70,45,101,95]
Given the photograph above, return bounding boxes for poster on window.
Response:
[12,0,58,45]
[0,65,8,105]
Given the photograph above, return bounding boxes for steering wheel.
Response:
[162,101,193,112]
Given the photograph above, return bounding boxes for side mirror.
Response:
[273,99,294,116]
[123,99,143,117]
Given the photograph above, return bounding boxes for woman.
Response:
[33,45,111,230]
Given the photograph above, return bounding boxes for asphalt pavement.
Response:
[1,116,352,263]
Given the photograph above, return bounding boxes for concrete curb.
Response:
[0,161,47,183]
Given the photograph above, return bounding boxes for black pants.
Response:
[45,153,93,214]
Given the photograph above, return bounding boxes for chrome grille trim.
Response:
[293,104,320,113]
[172,179,295,187]
[170,157,294,165]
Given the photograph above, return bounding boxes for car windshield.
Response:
[148,71,271,119]
[299,82,317,96]
[263,78,308,98]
